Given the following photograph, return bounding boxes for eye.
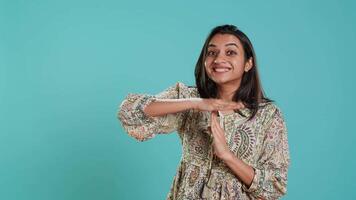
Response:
[207,50,217,57]
[226,50,237,56]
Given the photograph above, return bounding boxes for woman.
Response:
[118,24,290,200]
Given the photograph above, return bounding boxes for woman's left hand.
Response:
[210,111,233,160]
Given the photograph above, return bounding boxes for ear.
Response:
[244,57,253,72]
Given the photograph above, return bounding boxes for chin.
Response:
[211,78,229,85]
[211,76,240,86]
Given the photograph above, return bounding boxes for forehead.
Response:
[208,33,242,47]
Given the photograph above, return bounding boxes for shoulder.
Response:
[154,81,198,99]
[175,81,199,98]
[256,102,285,126]
[258,102,280,115]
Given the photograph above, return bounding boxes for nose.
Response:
[213,52,226,64]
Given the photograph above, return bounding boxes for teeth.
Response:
[214,68,230,72]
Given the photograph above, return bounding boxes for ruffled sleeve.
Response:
[242,106,290,199]
[117,82,191,142]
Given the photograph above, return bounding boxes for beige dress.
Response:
[117,82,290,200]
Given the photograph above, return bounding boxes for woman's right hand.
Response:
[190,98,245,112]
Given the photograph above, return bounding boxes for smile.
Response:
[212,66,232,73]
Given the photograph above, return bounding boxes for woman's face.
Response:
[204,33,252,87]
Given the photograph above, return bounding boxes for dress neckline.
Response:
[218,107,251,118]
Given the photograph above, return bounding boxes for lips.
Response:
[212,66,232,73]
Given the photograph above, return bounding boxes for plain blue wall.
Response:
[1,0,355,199]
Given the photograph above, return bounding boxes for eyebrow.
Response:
[208,43,239,48]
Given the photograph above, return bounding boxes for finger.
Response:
[218,101,233,107]
[210,112,215,128]
[212,115,224,134]
[211,120,225,142]
[211,110,217,117]
[211,112,226,141]
[211,123,218,138]
[212,111,222,125]
[224,103,243,110]
[216,99,225,104]
[214,100,233,110]
[210,114,218,139]
[217,103,230,111]
[215,120,224,133]
[238,102,245,108]
[218,101,241,109]
[211,111,217,125]
[211,118,219,137]
[211,112,219,132]
[211,113,224,138]
[211,103,221,111]
[221,104,240,111]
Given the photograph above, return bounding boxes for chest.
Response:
[182,111,262,163]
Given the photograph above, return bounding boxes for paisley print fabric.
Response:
[117,82,290,200]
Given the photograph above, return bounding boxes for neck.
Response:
[217,81,241,101]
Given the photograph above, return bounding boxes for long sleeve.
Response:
[242,107,290,199]
[117,82,190,142]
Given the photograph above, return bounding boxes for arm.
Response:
[143,98,199,117]
[210,111,255,187]
[117,82,191,141]
[144,96,244,117]
[243,108,290,199]
[222,152,255,188]
[220,107,290,199]
[118,82,244,142]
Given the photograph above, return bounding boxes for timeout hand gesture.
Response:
[210,111,232,160]
[189,98,245,160]
[191,98,244,112]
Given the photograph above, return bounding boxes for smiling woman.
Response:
[117,24,290,200]
[206,34,252,79]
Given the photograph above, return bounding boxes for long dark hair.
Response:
[194,24,272,120]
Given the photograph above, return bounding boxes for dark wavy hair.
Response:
[194,24,272,120]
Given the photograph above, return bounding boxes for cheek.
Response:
[204,58,213,70]
[231,58,245,69]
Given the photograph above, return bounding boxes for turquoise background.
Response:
[1,0,355,199]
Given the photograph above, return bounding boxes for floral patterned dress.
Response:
[117,82,290,200]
